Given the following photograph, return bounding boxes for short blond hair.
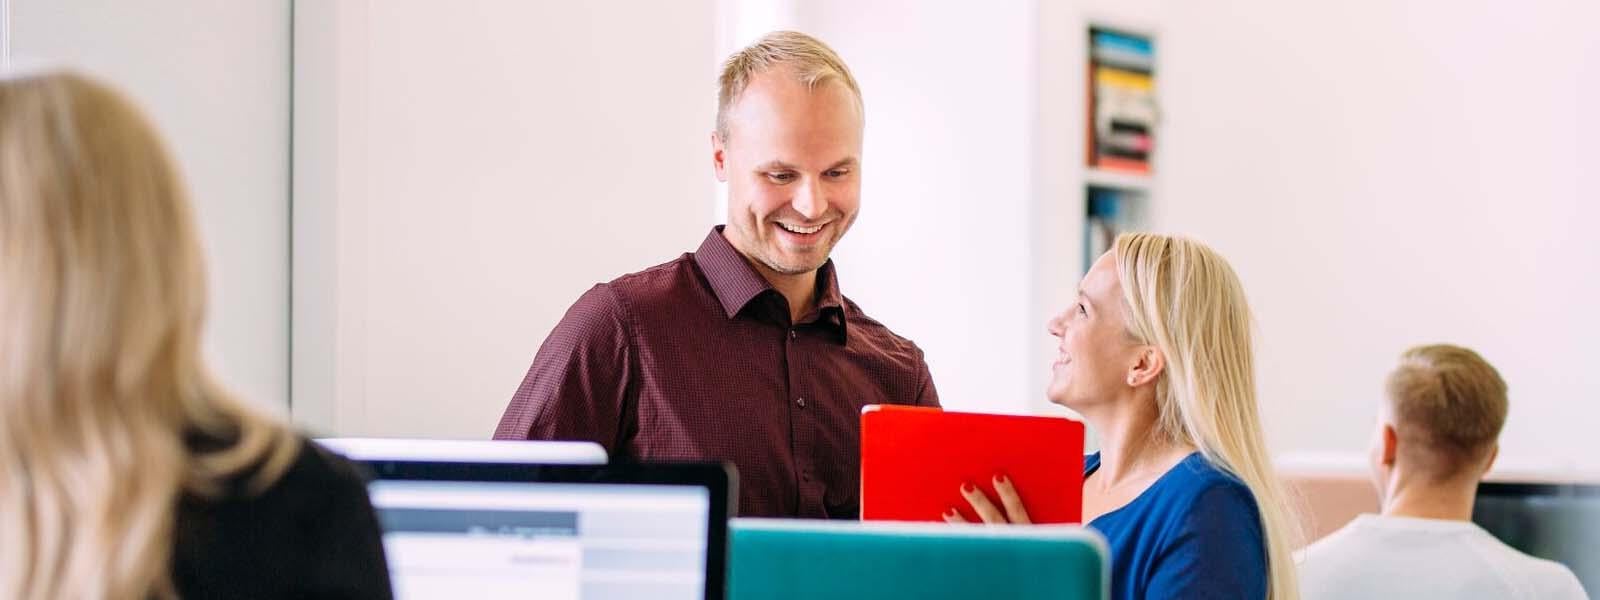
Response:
[716,30,863,142]
[1385,344,1508,478]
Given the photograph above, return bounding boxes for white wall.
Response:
[293,0,718,437]
[771,0,1041,415]
[1157,1,1600,472]
[10,0,291,410]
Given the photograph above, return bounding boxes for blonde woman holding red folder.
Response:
[949,233,1301,600]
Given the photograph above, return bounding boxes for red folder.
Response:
[860,405,1085,524]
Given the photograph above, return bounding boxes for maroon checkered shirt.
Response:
[494,227,939,517]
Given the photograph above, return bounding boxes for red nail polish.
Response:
[962,482,975,493]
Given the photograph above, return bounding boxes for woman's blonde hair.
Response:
[1114,232,1301,600]
[0,71,299,600]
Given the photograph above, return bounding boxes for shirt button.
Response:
[789,329,797,340]
[796,397,806,408]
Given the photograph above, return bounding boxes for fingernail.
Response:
[961,482,975,493]
[994,475,1008,485]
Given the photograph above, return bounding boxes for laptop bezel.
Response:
[357,460,734,600]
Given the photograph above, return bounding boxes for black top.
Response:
[171,437,393,599]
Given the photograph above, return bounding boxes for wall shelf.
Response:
[1084,168,1153,193]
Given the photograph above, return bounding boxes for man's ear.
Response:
[1126,346,1165,388]
[711,131,729,182]
[1380,424,1399,468]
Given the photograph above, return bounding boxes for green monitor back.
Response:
[727,519,1108,600]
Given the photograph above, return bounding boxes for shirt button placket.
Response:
[785,325,820,515]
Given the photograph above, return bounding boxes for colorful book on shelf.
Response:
[1093,66,1154,92]
[1102,131,1152,153]
[1092,46,1154,72]
[1092,155,1150,174]
[1091,30,1153,56]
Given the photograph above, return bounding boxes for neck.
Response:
[763,269,818,324]
[722,228,820,324]
[1381,469,1479,521]
[1081,388,1193,487]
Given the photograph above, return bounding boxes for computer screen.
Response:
[361,462,730,600]
[1473,482,1600,594]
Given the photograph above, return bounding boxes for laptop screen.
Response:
[360,462,731,600]
[1472,482,1600,594]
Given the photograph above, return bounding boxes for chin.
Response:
[764,252,829,275]
[1045,386,1072,408]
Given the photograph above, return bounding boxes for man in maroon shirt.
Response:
[493,31,940,518]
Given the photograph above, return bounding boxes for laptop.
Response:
[359,460,734,600]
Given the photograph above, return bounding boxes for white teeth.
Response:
[778,222,823,235]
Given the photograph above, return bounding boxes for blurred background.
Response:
[8,0,1597,479]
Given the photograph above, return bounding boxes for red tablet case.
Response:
[860,405,1085,524]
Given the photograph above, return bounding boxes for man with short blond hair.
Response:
[1300,344,1587,599]
[495,31,939,518]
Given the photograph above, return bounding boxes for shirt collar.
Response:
[692,226,849,343]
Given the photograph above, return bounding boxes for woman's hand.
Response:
[944,475,1031,524]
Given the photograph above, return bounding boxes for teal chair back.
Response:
[727,519,1108,600]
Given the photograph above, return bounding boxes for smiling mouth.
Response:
[777,222,825,235]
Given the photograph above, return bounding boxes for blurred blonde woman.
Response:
[0,71,391,599]
[951,233,1300,600]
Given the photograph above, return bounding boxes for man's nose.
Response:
[791,179,828,220]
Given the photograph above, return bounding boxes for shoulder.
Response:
[1467,532,1590,599]
[173,434,388,596]
[1514,557,1588,599]
[1163,454,1262,516]
[600,252,700,309]
[840,295,929,364]
[1141,454,1264,545]
[551,254,697,335]
[1297,518,1375,581]
[1299,519,1362,560]
[187,432,367,507]
[267,437,373,510]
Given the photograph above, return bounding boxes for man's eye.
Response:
[1077,303,1087,316]
[826,169,850,178]
[767,172,795,183]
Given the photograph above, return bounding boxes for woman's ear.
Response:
[1126,345,1165,388]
